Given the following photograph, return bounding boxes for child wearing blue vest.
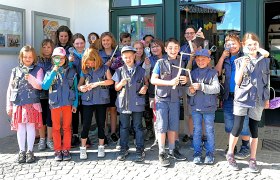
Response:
[143,39,166,147]
[6,45,43,163]
[151,38,188,167]
[42,47,78,161]
[112,46,148,162]
[68,33,87,148]
[78,48,114,159]
[37,39,55,151]
[215,34,251,158]
[99,32,121,144]
[226,33,270,173]
[187,49,220,165]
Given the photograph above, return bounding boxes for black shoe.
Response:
[110,133,119,143]
[168,149,187,161]
[182,135,189,142]
[26,151,35,163]
[235,146,250,160]
[175,140,181,150]
[17,151,26,163]
[135,149,145,162]
[159,152,170,167]
[62,150,71,161]
[71,135,80,148]
[117,149,129,161]
[54,151,63,161]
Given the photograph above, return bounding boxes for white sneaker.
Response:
[46,140,54,150]
[116,139,121,150]
[38,138,46,151]
[97,145,105,158]
[80,146,87,160]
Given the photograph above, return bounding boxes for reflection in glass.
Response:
[180,2,241,63]
[118,15,155,45]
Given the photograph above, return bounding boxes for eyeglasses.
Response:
[151,45,160,49]
[185,32,195,35]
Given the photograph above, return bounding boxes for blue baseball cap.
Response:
[121,46,136,54]
[194,49,210,58]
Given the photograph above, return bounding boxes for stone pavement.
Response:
[0,123,279,180]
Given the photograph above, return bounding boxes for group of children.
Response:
[6,25,270,173]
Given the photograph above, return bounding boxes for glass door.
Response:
[111,7,163,45]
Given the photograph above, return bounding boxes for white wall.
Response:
[0,0,109,138]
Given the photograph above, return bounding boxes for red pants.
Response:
[51,106,72,151]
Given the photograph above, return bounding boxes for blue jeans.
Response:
[119,112,144,150]
[223,96,250,136]
[192,111,215,154]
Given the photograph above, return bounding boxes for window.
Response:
[113,0,162,7]
[180,2,241,62]
[118,15,155,44]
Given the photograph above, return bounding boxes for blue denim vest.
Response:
[155,58,185,102]
[10,65,41,106]
[148,55,161,98]
[72,54,82,79]
[48,67,77,109]
[189,67,218,112]
[222,52,243,100]
[180,42,191,62]
[115,65,146,113]
[99,49,121,64]
[234,54,270,107]
[81,65,110,105]
[37,56,52,99]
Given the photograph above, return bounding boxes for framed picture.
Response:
[32,11,70,53]
[0,4,25,54]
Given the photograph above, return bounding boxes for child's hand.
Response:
[192,83,202,91]
[171,77,179,86]
[264,100,270,109]
[196,31,205,39]
[110,57,116,62]
[221,50,230,59]
[7,109,12,117]
[120,79,128,86]
[144,57,150,65]
[53,65,59,72]
[69,55,74,62]
[87,82,99,90]
[79,85,88,92]
[179,76,187,85]
[24,74,29,81]
[72,106,77,113]
[139,85,148,95]
[241,57,250,68]
[189,86,196,94]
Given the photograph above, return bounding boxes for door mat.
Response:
[262,139,280,151]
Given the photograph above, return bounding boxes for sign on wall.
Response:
[0,5,25,54]
[32,11,70,53]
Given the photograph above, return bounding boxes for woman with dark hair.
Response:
[55,25,73,55]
